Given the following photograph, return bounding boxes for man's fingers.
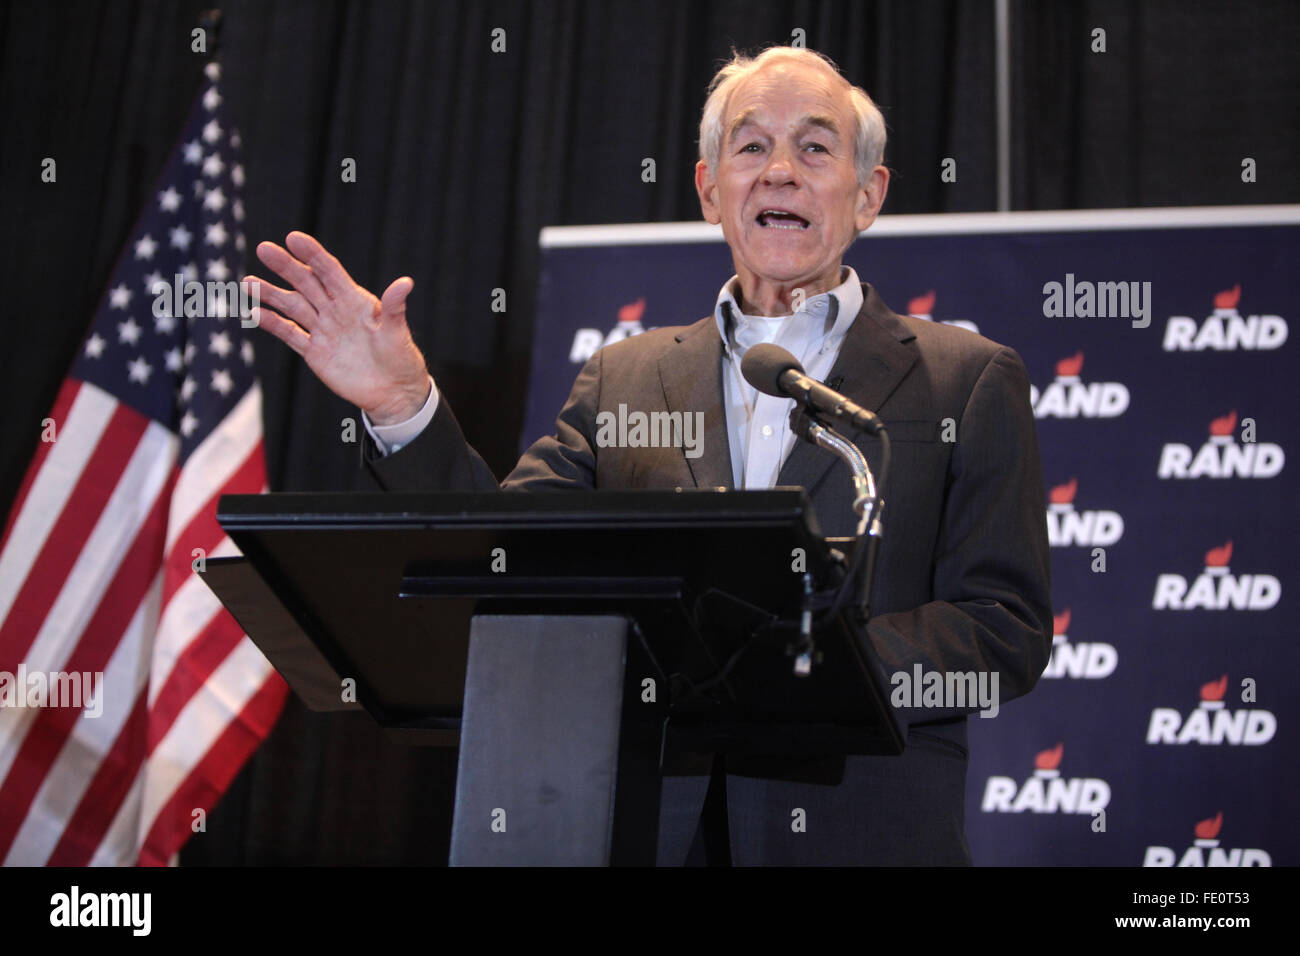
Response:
[285,231,360,301]
[255,240,332,312]
[379,276,414,323]
[243,274,318,330]
[250,306,311,356]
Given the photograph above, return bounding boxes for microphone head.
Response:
[741,343,804,397]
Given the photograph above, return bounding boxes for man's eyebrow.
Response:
[726,108,759,144]
[726,110,843,144]
[801,114,841,137]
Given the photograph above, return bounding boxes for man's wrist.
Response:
[366,378,434,427]
[362,375,439,454]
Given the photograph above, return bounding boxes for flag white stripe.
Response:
[0,384,116,627]
[89,769,144,866]
[3,571,163,866]
[9,421,176,681]
[137,637,274,847]
[146,536,240,708]
[0,421,175,785]
[164,384,262,554]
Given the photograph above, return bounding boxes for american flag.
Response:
[0,61,286,865]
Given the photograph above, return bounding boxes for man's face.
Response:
[695,60,888,308]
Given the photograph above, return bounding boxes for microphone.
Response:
[740,344,883,435]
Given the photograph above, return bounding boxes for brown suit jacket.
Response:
[365,282,1052,864]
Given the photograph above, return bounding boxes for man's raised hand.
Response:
[244,231,431,425]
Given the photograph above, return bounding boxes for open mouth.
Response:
[756,209,810,230]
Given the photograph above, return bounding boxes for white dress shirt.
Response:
[715,267,863,488]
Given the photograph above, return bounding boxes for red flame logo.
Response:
[618,297,646,324]
[1214,284,1241,310]
[1053,608,1071,635]
[908,290,936,315]
[1049,477,1078,505]
[1200,674,1228,702]
[1195,811,1224,840]
[1034,742,1064,770]
[1208,410,1237,437]
[1055,351,1084,377]
[1205,540,1233,568]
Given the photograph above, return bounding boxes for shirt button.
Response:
[761,425,773,438]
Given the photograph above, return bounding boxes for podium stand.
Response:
[202,490,903,865]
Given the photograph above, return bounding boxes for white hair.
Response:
[698,47,886,186]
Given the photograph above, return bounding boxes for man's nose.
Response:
[761,144,798,185]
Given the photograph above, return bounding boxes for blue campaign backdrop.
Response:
[522,209,1299,866]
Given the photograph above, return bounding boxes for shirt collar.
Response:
[714,266,864,356]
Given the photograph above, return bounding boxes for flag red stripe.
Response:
[0,403,149,672]
[46,608,247,863]
[160,442,265,613]
[45,690,149,867]
[0,465,175,860]
[0,379,81,552]
[148,440,267,748]
[15,426,273,865]
[136,670,287,866]
[146,610,247,754]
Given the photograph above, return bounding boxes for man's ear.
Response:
[855,166,890,232]
[695,160,722,225]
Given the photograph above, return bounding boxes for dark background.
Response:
[1,0,1296,863]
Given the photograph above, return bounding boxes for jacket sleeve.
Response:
[864,346,1053,724]
[362,349,604,494]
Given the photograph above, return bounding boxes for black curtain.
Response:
[1,0,1295,864]
[1011,0,1300,208]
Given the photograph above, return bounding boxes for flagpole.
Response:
[198,8,222,61]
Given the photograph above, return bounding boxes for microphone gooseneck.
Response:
[740,343,890,674]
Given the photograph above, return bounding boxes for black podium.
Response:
[201,489,903,865]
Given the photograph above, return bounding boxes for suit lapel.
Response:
[776,284,918,492]
[658,319,735,488]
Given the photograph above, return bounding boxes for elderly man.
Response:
[247,46,1052,865]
